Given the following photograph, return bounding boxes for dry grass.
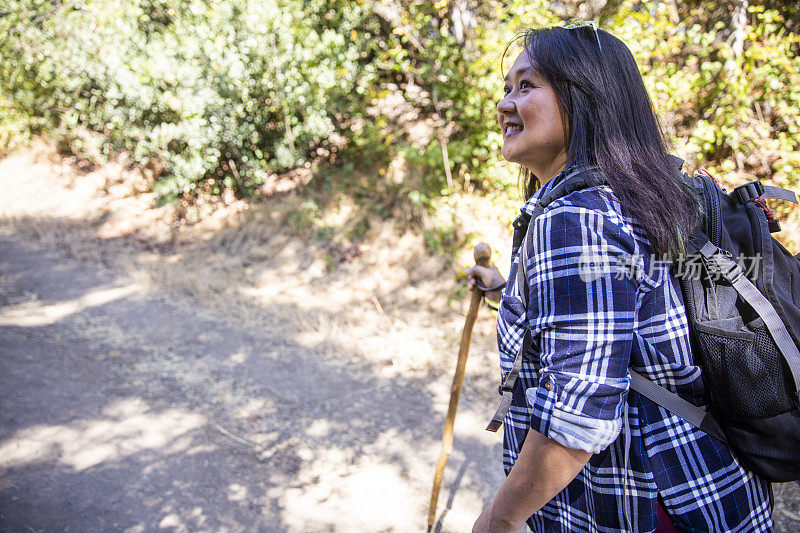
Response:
[0,141,504,384]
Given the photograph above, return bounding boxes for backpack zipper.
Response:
[703,175,722,246]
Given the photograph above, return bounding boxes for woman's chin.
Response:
[501,149,518,165]
[503,155,528,169]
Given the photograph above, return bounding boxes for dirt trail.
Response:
[0,145,507,532]
[0,234,503,532]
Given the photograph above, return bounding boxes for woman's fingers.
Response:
[464,265,489,287]
[465,264,505,290]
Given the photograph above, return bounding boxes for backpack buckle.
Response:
[734,181,764,204]
[704,252,744,284]
[498,371,513,395]
[722,261,744,284]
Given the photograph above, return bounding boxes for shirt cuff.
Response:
[525,372,625,454]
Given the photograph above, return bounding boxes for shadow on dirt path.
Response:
[0,235,505,532]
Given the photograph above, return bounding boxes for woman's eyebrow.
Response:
[504,66,535,83]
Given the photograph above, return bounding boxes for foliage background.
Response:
[1,0,799,247]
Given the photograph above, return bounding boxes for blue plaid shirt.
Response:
[496,170,773,532]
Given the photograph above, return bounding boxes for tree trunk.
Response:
[451,0,475,46]
[728,0,748,58]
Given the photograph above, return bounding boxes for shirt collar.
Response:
[519,166,575,217]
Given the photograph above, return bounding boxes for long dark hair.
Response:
[512,26,695,258]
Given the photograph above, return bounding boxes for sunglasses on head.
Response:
[563,20,603,52]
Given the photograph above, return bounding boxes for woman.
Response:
[467,24,773,532]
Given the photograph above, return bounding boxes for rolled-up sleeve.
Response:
[524,196,644,454]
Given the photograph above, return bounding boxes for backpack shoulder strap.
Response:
[629,370,726,442]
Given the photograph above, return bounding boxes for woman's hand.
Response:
[464,264,504,291]
[465,263,506,304]
[472,503,523,533]
[472,504,493,533]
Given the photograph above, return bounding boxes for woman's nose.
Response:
[497,95,515,114]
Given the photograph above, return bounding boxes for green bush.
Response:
[1,0,798,214]
[0,0,373,202]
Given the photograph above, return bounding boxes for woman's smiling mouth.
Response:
[505,123,524,136]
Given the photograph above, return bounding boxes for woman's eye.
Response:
[520,80,531,89]
[503,86,511,95]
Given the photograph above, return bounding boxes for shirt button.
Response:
[544,381,553,391]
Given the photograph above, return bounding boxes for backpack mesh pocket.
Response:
[694,317,796,419]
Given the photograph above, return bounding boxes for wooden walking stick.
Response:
[427,242,493,532]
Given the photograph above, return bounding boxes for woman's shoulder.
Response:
[539,183,636,232]
[546,181,615,210]
[534,184,655,261]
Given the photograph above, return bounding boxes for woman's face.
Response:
[497,52,569,185]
